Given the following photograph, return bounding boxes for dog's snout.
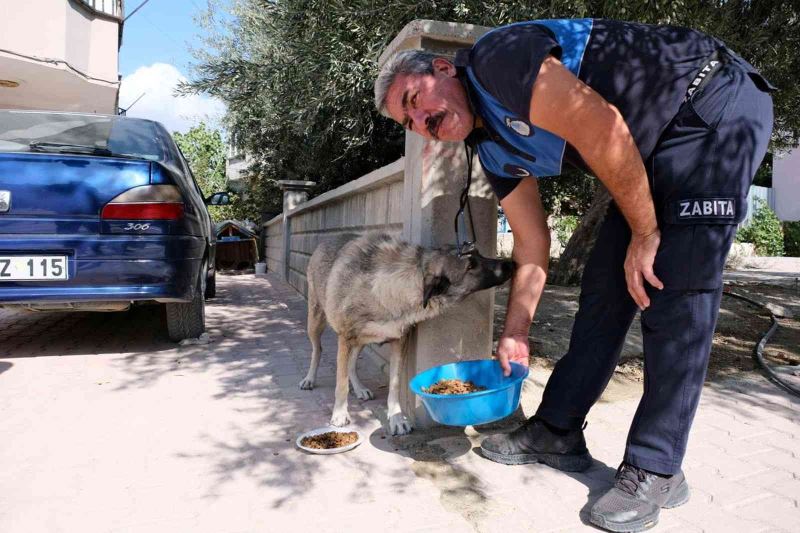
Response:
[473,256,514,291]
[498,260,515,280]
[492,259,514,284]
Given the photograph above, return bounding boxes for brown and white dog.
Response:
[299,232,513,435]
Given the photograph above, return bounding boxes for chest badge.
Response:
[505,117,532,137]
[0,191,10,212]
[503,164,532,178]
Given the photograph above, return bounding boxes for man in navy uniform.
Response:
[374,19,774,532]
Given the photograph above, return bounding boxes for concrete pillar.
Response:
[278,180,316,212]
[278,180,315,282]
[380,20,498,427]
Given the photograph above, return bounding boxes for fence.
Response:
[264,216,284,276]
[742,185,777,227]
[284,161,404,297]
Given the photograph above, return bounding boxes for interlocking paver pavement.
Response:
[0,273,798,532]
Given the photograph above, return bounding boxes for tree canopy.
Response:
[183,0,799,220]
[173,122,238,222]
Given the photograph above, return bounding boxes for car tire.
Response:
[166,263,206,342]
[205,269,216,299]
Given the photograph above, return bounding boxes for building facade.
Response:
[773,149,800,222]
[0,0,124,114]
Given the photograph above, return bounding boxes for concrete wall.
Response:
[284,160,405,297]
[0,0,121,113]
[774,149,800,222]
[264,216,284,276]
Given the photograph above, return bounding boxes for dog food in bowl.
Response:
[296,427,364,455]
[301,431,358,449]
[409,359,529,426]
[423,379,486,395]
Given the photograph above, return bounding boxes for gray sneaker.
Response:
[590,463,691,532]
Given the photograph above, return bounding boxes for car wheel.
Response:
[166,263,206,342]
[205,269,216,299]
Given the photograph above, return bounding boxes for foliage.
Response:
[182,1,799,219]
[753,152,773,188]
[783,221,800,257]
[552,215,580,249]
[173,123,239,222]
[736,199,785,256]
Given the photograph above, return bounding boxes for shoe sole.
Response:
[589,480,691,533]
[480,447,593,472]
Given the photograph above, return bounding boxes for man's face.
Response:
[384,58,474,142]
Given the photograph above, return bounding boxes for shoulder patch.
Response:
[505,117,532,137]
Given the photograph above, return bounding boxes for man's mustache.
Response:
[427,112,445,139]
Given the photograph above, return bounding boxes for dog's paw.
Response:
[352,386,374,401]
[389,413,413,436]
[299,377,315,390]
[330,411,351,427]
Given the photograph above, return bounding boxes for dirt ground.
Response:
[493,282,800,383]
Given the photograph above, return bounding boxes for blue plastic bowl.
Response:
[409,359,529,426]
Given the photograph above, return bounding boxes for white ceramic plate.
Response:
[296,426,364,455]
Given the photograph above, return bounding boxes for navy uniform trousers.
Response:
[535,50,774,475]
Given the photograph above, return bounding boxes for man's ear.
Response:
[431,57,457,78]
[423,274,451,308]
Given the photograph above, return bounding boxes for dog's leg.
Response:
[330,337,359,427]
[348,348,374,400]
[299,297,326,390]
[387,337,413,435]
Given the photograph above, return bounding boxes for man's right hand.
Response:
[496,334,531,376]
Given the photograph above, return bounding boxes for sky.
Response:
[118,0,230,133]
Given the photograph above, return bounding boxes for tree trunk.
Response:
[549,184,612,286]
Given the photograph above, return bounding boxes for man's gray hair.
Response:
[374,49,440,118]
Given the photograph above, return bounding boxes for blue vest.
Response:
[457,19,594,179]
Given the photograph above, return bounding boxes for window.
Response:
[79,0,122,18]
[0,110,165,161]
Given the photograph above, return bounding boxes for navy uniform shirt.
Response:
[458,19,724,199]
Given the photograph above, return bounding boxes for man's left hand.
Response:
[624,229,664,310]
[496,334,530,377]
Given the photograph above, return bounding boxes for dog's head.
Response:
[422,250,514,309]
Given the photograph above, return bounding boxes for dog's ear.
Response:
[423,274,450,308]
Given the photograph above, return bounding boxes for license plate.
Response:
[0,256,69,280]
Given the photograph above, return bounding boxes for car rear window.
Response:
[0,110,165,161]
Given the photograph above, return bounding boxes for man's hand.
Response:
[624,229,664,310]
[496,334,530,376]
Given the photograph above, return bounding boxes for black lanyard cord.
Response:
[455,141,477,256]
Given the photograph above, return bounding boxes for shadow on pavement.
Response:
[0,305,174,358]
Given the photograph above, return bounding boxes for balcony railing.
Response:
[78,0,124,19]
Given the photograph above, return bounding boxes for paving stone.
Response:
[767,477,800,503]
[728,494,800,532]
[751,448,800,473]
[676,497,776,533]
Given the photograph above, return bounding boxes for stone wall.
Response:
[264,215,284,275]
[284,160,405,297]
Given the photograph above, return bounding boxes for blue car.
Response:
[0,110,229,341]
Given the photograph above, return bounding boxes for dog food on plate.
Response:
[423,379,486,395]
[301,431,359,449]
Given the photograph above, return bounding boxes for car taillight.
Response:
[101,185,185,220]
